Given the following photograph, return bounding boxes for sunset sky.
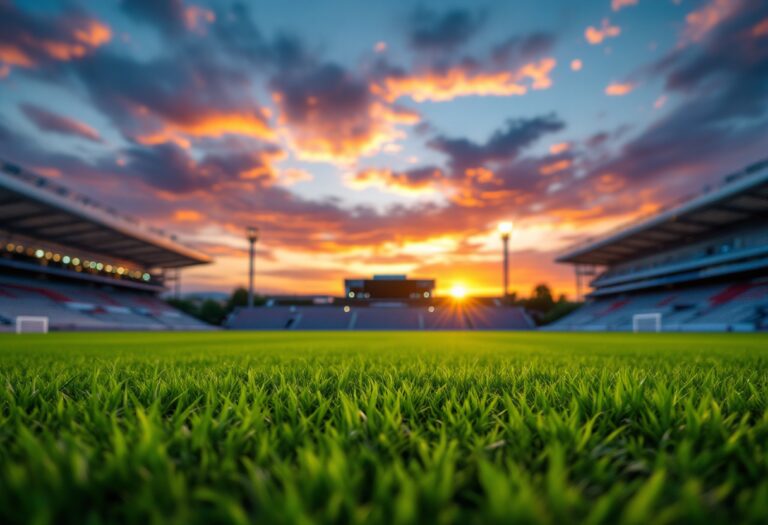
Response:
[1,0,767,297]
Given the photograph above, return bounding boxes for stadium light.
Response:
[246,226,259,308]
[497,222,513,301]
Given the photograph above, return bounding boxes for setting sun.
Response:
[450,283,468,299]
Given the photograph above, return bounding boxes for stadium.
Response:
[0,159,212,332]
[3,157,766,334]
[550,158,768,332]
[2,1,768,524]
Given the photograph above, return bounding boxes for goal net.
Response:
[16,316,49,334]
[633,313,661,333]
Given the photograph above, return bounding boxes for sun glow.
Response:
[450,284,468,300]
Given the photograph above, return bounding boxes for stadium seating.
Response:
[548,279,768,332]
[227,304,533,331]
[0,275,211,331]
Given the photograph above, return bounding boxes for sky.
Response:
[1,0,767,298]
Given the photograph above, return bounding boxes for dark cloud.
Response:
[588,0,768,194]
[121,143,281,193]
[20,103,102,143]
[121,0,186,34]
[429,115,565,172]
[270,61,418,161]
[490,33,555,66]
[69,48,273,146]
[407,7,484,52]
[0,2,111,74]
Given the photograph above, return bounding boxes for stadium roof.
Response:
[557,159,768,266]
[0,160,212,269]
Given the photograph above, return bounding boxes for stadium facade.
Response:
[551,159,768,332]
[227,275,534,330]
[0,160,212,331]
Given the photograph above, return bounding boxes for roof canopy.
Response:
[557,159,768,266]
[0,160,211,269]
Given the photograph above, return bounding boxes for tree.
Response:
[526,283,555,314]
[227,287,249,310]
[166,298,199,318]
[199,299,226,325]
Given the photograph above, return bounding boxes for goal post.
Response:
[16,316,49,334]
[633,313,661,333]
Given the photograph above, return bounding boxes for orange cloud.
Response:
[653,94,668,109]
[277,100,417,163]
[549,142,571,155]
[570,59,583,71]
[278,168,313,186]
[585,19,621,44]
[184,5,216,31]
[373,58,556,102]
[0,19,111,73]
[174,209,203,222]
[73,19,112,47]
[605,82,635,95]
[135,111,275,148]
[350,167,443,195]
[0,45,35,68]
[539,159,572,176]
[374,41,387,52]
[752,17,768,38]
[682,0,739,44]
[612,0,638,12]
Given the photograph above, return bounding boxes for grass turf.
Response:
[0,332,767,524]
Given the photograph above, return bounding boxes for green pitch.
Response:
[1,332,767,525]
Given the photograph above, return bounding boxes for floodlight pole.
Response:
[246,226,259,308]
[501,232,510,301]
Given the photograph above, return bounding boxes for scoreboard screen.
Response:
[344,276,435,300]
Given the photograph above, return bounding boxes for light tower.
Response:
[246,226,259,308]
[497,222,513,301]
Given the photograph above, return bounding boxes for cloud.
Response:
[406,7,484,52]
[612,0,638,12]
[681,0,740,44]
[581,0,768,204]
[0,2,111,75]
[549,142,570,155]
[605,82,635,95]
[174,209,203,221]
[350,166,444,194]
[374,59,556,102]
[585,19,621,44]
[121,143,283,193]
[278,168,313,186]
[121,0,214,34]
[754,17,768,38]
[539,159,572,176]
[71,49,275,147]
[270,62,418,162]
[20,103,102,142]
[428,114,565,172]
[570,59,583,71]
[372,33,557,102]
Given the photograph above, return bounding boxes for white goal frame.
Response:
[633,313,661,333]
[16,316,49,334]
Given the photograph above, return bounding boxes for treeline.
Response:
[507,283,582,326]
[166,288,262,326]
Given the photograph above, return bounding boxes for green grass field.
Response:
[1,332,767,525]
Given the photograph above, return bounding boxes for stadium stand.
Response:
[0,160,213,331]
[227,275,534,331]
[550,159,768,332]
